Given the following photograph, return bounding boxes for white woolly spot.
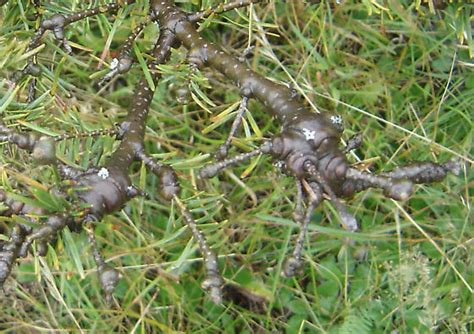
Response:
[302,128,316,141]
[330,115,343,125]
[110,58,119,70]
[127,186,134,191]
[274,160,285,169]
[98,168,109,180]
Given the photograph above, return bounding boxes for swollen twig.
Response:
[174,195,223,305]
[152,0,462,277]
[16,1,135,89]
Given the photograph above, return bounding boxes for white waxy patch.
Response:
[98,167,110,180]
[302,128,316,141]
[330,115,343,125]
[110,58,119,70]
[274,160,285,169]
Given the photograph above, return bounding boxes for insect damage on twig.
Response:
[1,0,260,304]
[0,0,465,308]
[151,0,463,278]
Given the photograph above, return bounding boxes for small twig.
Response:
[188,0,264,22]
[173,195,223,305]
[215,96,249,160]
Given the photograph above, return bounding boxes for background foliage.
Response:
[0,0,472,332]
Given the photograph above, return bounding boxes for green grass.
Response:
[1,1,473,333]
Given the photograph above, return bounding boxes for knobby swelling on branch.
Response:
[151,0,463,276]
[98,0,264,85]
[12,0,136,102]
[0,0,467,310]
[1,0,261,306]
